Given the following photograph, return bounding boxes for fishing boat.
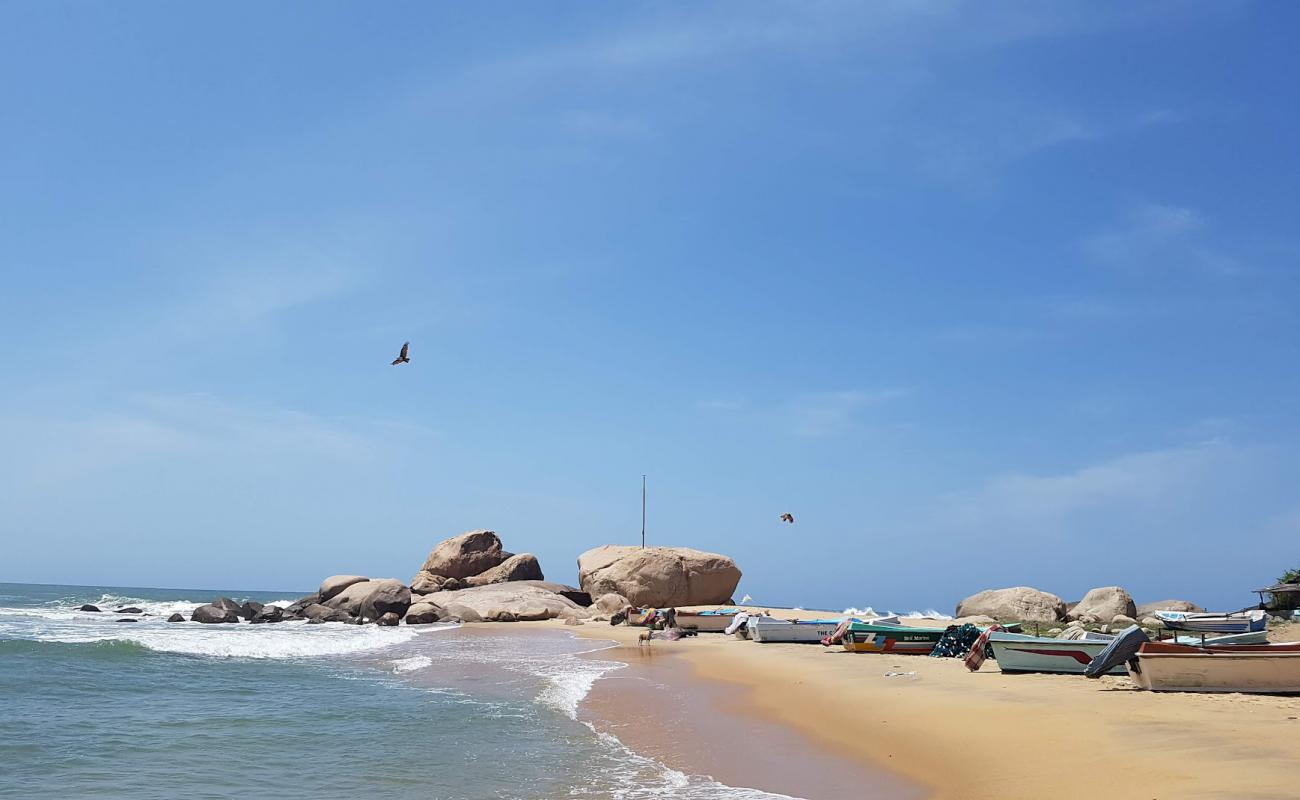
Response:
[839,622,948,654]
[989,632,1127,675]
[1153,609,1267,634]
[674,608,741,633]
[1128,641,1300,693]
[1168,630,1268,646]
[750,614,900,644]
[989,630,1268,675]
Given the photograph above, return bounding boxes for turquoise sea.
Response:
[0,583,800,799]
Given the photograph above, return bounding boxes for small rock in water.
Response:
[167,613,186,623]
[250,606,285,624]
[377,612,400,627]
[80,604,102,613]
[192,604,240,624]
[114,607,144,615]
[116,618,138,623]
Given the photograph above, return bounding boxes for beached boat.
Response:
[1168,630,1268,646]
[989,632,1126,675]
[750,614,900,644]
[990,630,1270,675]
[1128,641,1300,693]
[840,622,948,654]
[1153,609,1266,634]
[674,608,741,633]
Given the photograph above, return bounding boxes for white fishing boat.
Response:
[989,632,1125,675]
[990,630,1268,675]
[674,608,741,632]
[1129,642,1300,693]
[1153,609,1266,634]
[749,614,900,644]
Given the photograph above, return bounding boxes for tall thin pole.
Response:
[641,475,646,549]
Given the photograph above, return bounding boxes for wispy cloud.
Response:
[1082,203,1243,276]
[787,388,911,437]
[697,387,911,437]
[2,392,433,491]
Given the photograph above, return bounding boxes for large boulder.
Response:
[79,604,102,612]
[319,575,369,602]
[576,546,741,608]
[237,601,264,621]
[404,602,444,625]
[1136,599,1204,617]
[417,530,511,580]
[192,603,239,624]
[325,579,412,621]
[594,593,630,615]
[1067,587,1136,623]
[464,553,544,587]
[431,583,587,622]
[954,587,1066,623]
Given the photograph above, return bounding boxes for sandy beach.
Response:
[527,613,1300,800]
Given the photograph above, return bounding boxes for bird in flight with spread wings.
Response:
[391,342,410,365]
[779,513,794,524]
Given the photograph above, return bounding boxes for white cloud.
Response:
[1,393,432,492]
[787,388,911,437]
[1082,203,1243,276]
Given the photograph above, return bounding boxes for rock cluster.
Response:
[174,531,744,629]
[958,586,1206,627]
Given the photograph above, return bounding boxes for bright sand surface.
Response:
[522,612,1300,800]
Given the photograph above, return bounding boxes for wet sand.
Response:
[579,634,925,800]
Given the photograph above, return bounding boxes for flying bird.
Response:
[780,513,794,524]
[391,342,410,365]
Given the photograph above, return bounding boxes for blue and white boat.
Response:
[1154,609,1267,634]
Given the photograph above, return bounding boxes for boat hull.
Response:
[750,619,844,643]
[675,611,737,633]
[989,633,1124,675]
[1131,643,1300,693]
[841,624,945,654]
[1154,610,1266,634]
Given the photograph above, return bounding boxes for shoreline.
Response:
[521,614,1300,800]
[573,625,924,800]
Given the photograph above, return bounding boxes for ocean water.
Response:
[0,583,800,799]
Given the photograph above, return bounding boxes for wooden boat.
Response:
[1153,609,1266,634]
[750,614,900,644]
[840,622,948,654]
[674,608,741,633]
[1128,641,1300,693]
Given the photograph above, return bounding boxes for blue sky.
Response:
[3,2,1298,612]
